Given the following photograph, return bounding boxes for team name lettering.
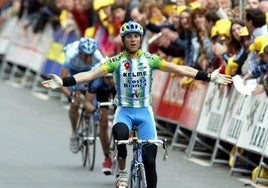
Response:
[123,71,147,77]
[124,83,147,88]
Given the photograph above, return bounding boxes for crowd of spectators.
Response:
[1,0,268,95]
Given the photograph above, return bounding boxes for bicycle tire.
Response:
[86,116,97,171]
[79,110,89,167]
[81,139,88,167]
[109,132,118,175]
[129,164,147,188]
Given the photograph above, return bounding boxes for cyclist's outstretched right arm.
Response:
[41,66,106,89]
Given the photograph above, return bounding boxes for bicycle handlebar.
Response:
[72,88,87,92]
[115,138,169,161]
[97,101,114,107]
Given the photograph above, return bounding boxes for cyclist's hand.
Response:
[210,68,232,85]
[41,74,63,89]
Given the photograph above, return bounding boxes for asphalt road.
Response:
[0,80,261,188]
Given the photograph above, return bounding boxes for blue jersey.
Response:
[88,78,116,103]
[63,41,103,76]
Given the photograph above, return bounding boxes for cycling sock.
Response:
[119,169,127,173]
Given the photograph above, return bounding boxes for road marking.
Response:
[32,91,49,100]
[238,178,267,188]
[5,80,23,88]
[187,158,267,187]
[186,157,210,166]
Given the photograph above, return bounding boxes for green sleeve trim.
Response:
[100,64,109,74]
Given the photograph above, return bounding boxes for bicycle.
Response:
[74,87,97,171]
[113,125,168,188]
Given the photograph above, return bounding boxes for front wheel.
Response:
[129,164,147,188]
[86,117,97,171]
[81,140,88,167]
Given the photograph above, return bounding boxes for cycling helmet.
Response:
[78,37,97,54]
[120,21,144,37]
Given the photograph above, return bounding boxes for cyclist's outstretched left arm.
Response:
[162,62,232,85]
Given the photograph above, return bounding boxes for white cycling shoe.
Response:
[116,172,128,188]
[69,133,79,153]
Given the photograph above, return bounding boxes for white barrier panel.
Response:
[0,17,17,55]
[236,93,268,154]
[220,89,252,144]
[196,83,230,138]
[263,128,268,157]
[4,21,52,72]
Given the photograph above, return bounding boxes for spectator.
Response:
[245,0,260,9]
[93,0,121,56]
[190,7,210,70]
[234,26,251,75]
[209,19,232,72]
[138,1,167,26]
[34,0,62,32]
[175,0,186,6]
[173,7,196,67]
[17,0,46,34]
[0,0,20,25]
[121,0,139,22]
[244,8,267,74]
[243,36,268,83]
[250,39,268,95]
[211,19,247,76]
[258,0,268,24]
[141,5,186,59]
[111,3,126,24]
[200,0,228,18]
[71,0,93,36]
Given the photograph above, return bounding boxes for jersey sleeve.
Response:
[100,55,120,74]
[149,53,168,70]
[93,49,104,62]
[63,41,79,69]
[63,54,72,69]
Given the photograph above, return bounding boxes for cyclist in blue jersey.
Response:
[42,21,232,188]
[59,37,103,154]
[86,73,116,175]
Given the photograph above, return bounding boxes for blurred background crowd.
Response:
[1,0,268,92]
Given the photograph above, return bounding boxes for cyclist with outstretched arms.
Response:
[42,21,232,188]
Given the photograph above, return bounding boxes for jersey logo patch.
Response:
[131,89,139,98]
[124,62,130,69]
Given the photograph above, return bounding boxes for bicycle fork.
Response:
[129,145,147,188]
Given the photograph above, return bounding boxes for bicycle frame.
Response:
[114,129,168,188]
[129,136,147,188]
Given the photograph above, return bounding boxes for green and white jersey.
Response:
[101,50,167,108]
